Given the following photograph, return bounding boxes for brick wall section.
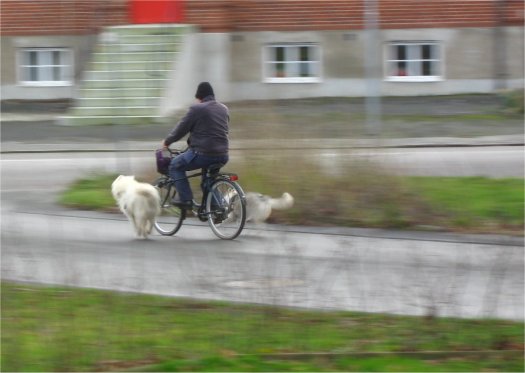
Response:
[0,0,129,35]
[185,0,365,32]
[1,0,523,35]
[185,0,524,32]
[378,0,524,29]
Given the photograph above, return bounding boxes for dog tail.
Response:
[269,192,294,210]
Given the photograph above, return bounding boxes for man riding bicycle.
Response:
[161,82,230,210]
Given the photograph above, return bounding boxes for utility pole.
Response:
[493,0,508,91]
[364,0,382,137]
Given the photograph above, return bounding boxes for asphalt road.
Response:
[1,151,524,320]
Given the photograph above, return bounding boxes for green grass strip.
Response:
[406,177,524,228]
[2,282,523,372]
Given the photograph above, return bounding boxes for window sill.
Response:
[19,82,73,87]
[385,76,443,83]
[264,77,321,84]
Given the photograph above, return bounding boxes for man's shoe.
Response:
[171,198,193,210]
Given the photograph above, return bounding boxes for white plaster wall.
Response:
[160,31,231,117]
[226,26,524,101]
[159,28,198,116]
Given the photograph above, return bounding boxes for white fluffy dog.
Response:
[244,192,294,223]
[111,175,161,239]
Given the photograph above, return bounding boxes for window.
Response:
[386,42,442,82]
[263,44,321,83]
[18,48,72,86]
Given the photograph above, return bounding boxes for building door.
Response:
[130,0,185,24]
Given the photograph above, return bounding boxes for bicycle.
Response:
[152,148,247,240]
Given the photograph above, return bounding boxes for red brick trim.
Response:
[1,0,523,36]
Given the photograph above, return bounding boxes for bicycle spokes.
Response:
[151,172,246,239]
[206,179,246,240]
[153,177,186,236]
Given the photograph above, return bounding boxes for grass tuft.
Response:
[58,173,119,210]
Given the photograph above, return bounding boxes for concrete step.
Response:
[81,79,169,89]
[69,106,159,117]
[74,97,160,107]
[78,87,164,98]
[83,69,171,80]
[113,34,183,44]
[89,60,173,71]
[95,42,181,54]
[58,115,165,126]
[108,24,187,36]
[91,51,178,63]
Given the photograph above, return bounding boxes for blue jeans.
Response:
[168,149,229,202]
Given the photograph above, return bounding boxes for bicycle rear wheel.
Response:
[153,177,185,236]
[206,179,246,240]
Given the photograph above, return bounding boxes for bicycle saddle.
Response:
[205,163,224,172]
[205,163,225,174]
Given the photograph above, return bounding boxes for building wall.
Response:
[225,25,524,101]
[1,0,523,102]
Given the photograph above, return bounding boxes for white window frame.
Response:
[384,41,443,82]
[263,43,322,83]
[17,48,73,86]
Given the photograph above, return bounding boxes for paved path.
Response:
[2,204,523,321]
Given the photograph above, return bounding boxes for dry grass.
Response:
[58,153,523,234]
[139,155,452,231]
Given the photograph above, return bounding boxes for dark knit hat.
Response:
[195,82,214,100]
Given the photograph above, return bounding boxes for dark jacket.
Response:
[165,96,229,156]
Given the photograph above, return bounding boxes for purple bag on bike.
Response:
[155,149,172,175]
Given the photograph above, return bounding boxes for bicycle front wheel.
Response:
[153,177,186,236]
[206,179,246,240]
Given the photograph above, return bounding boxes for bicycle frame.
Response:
[167,167,239,222]
[155,147,246,239]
